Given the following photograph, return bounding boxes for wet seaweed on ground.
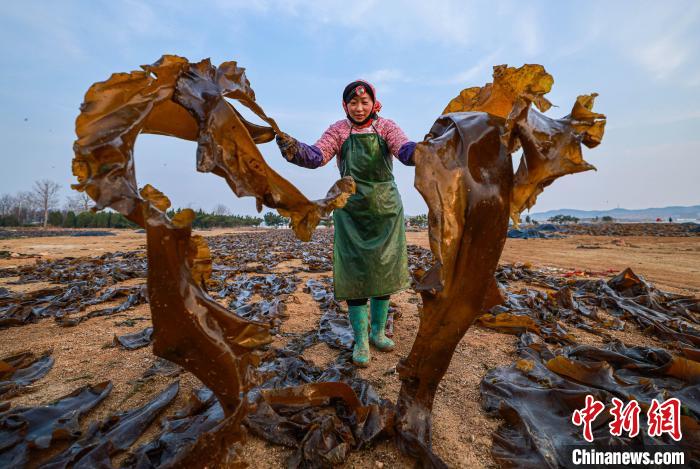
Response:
[0,350,54,399]
[481,333,700,467]
[115,327,154,350]
[40,381,178,468]
[0,382,112,467]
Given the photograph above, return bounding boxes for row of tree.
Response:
[1,181,278,229]
[406,214,428,228]
[0,180,89,227]
[167,208,265,228]
[523,214,615,224]
[2,180,434,230]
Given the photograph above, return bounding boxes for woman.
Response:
[276,79,416,367]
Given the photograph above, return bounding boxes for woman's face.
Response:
[347,93,374,122]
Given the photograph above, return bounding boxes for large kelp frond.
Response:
[442,64,606,225]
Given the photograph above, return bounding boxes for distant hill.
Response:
[529,205,700,222]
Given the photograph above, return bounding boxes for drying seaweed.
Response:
[1,251,146,284]
[40,382,178,468]
[115,326,155,350]
[507,227,564,239]
[394,64,605,459]
[0,229,117,240]
[250,381,394,468]
[0,375,180,467]
[559,222,700,237]
[472,261,700,467]
[3,234,698,467]
[305,278,355,350]
[57,285,148,327]
[0,282,148,329]
[65,54,365,467]
[481,334,700,467]
[488,265,700,347]
[142,358,182,379]
[0,286,71,328]
[122,387,222,468]
[214,273,299,333]
[0,382,112,467]
[0,251,148,329]
[207,229,334,274]
[0,351,54,399]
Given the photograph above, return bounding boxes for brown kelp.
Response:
[70,55,362,465]
[395,64,605,458]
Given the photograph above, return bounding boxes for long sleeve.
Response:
[397,141,416,166]
[285,141,325,169]
[283,118,416,168]
[313,121,347,165]
[284,122,347,168]
[378,118,416,166]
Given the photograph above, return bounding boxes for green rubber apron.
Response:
[332,128,411,301]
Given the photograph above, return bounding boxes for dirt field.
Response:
[409,232,700,296]
[1,228,698,467]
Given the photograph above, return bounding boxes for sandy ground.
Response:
[0,228,262,268]
[1,228,698,468]
[409,232,700,295]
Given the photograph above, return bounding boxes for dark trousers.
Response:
[347,295,390,307]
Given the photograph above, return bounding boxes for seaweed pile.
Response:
[507,226,564,239]
[0,251,147,328]
[0,230,331,330]
[556,222,700,237]
[1,231,698,467]
[0,227,368,467]
[478,264,700,466]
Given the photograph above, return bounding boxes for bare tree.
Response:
[212,204,230,216]
[31,180,61,228]
[16,191,35,225]
[0,194,15,216]
[65,191,92,213]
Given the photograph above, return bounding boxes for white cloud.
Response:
[515,7,539,57]
[605,2,700,84]
[445,50,503,85]
[355,49,504,90]
[207,0,479,46]
[362,68,412,85]
[606,109,700,131]
[636,37,691,80]
[2,4,86,60]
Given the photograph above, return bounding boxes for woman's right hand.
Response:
[275,132,298,161]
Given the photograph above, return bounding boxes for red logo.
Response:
[572,395,605,442]
[647,397,683,441]
[609,397,641,438]
[572,395,683,442]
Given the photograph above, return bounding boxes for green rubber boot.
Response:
[348,304,370,367]
[370,298,395,351]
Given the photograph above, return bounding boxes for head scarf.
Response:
[342,79,382,126]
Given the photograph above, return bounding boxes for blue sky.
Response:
[1,1,699,216]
